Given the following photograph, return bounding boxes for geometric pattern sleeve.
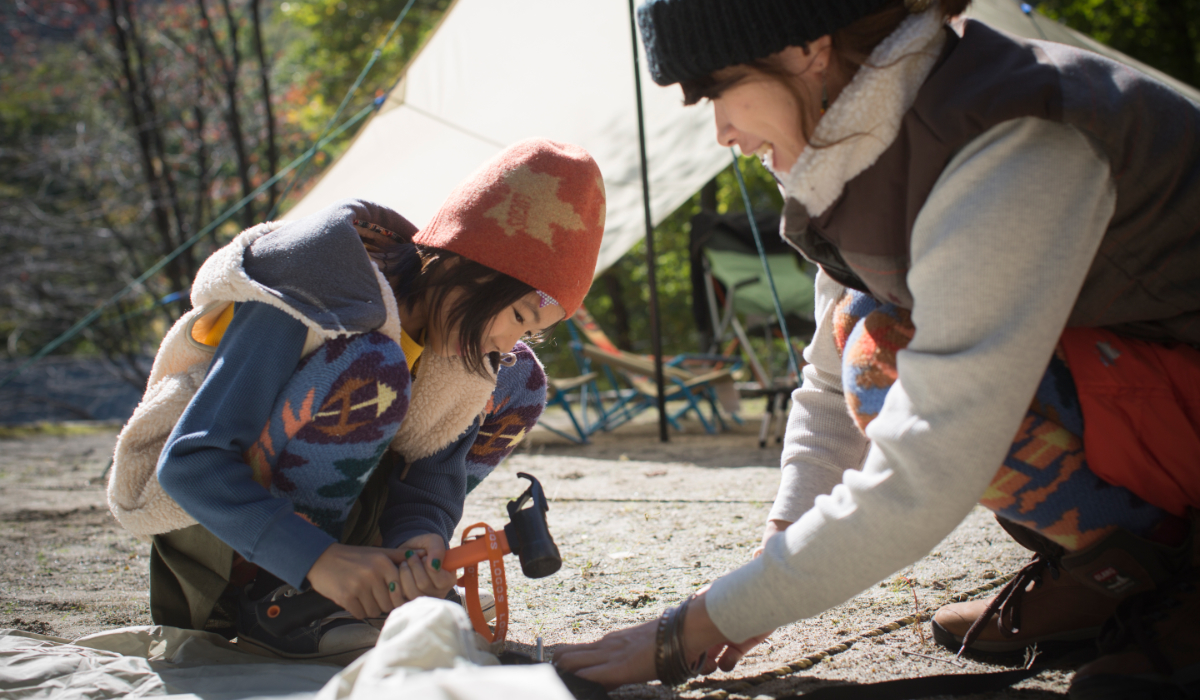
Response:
[377,341,546,549]
[465,341,546,492]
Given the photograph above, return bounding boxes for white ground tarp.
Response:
[287,0,1200,277]
[0,599,572,700]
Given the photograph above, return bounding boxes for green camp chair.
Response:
[702,247,813,387]
[695,221,816,447]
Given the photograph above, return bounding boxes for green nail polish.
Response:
[389,581,396,592]
[405,550,414,558]
[432,559,441,571]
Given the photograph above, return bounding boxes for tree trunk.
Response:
[198,0,255,228]
[700,178,718,213]
[193,100,211,248]
[124,1,193,284]
[250,0,278,213]
[106,0,188,295]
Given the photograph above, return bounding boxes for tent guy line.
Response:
[405,103,508,149]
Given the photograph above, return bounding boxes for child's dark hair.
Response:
[396,246,539,377]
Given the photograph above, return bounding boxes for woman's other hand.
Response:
[307,543,402,619]
[387,533,458,607]
[690,585,773,673]
[752,519,793,558]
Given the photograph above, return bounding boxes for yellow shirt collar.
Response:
[400,327,424,373]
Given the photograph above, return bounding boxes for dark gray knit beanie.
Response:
[637,0,892,86]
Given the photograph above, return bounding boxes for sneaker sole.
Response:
[235,634,374,666]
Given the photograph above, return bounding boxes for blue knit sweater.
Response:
[158,301,547,589]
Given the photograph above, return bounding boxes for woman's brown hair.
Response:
[680,0,972,139]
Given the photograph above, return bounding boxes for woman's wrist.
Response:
[681,591,729,662]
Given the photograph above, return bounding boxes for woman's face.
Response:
[427,290,565,358]
[708,40,831,173]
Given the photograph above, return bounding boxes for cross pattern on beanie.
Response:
[483,168,585,250]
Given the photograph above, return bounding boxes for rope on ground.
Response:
[680,572,1017,700]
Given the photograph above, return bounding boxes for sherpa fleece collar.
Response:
[774,5,947,216]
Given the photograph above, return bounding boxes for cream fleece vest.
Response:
[108,223,496,537]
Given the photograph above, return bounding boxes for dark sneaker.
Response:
[235,583,379,665]
[1069,570,1200,699]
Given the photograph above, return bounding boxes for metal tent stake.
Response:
[627,0,669,443]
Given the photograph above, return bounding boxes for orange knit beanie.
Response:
[414,138,606,317]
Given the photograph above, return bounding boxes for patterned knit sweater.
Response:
[115,199,546,590]
[160,302,546,588]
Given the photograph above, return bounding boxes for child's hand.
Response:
[307,543,402,619]
[387,533,458,607]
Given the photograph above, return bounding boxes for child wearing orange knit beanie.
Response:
[111,139,605,662]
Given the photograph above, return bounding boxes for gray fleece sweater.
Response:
[704,115,1116,642]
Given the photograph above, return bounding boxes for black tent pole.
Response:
[627,0,669,443]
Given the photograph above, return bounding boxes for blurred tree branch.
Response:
[0,0,452,393]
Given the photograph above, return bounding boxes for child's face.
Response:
[428,291,565,358]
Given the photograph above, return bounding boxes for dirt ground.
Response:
[0,407,1074,698]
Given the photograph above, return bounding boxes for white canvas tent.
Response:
[286,0,725,275]
[288,0,1200,277]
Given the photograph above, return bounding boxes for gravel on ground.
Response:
[0,412,1070,698]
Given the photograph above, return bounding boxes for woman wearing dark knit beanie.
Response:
[554,1,1200,694]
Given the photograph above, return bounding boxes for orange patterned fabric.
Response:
[242,332,410,538]
[834,291,1175,552]
[832,291,915,432]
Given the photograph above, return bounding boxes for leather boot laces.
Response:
[959,554,1058,655]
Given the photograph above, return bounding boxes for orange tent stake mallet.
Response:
[441,473,561,644]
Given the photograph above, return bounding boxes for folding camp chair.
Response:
[539,372,600,443]
[690,210,816,446]
[565,306,739,434]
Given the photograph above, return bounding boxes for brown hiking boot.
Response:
[1068,570,1200,699]
[931,554,1124,655]
[932,518,1177,658]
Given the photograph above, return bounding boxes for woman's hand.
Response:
[555,591,764,689]
[386,533,458,607]
[307,543,402,619]
[554,618,660,687]
[751,519,793,558]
